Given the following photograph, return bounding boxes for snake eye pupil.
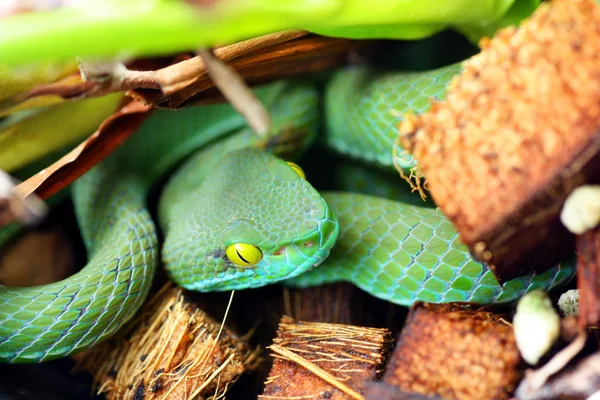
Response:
[286,161,306,179]
[226,243,263,267]
[235,249,250,264]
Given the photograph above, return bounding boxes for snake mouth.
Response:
[318,205,339,250]
[289,202,338,251]
[266,202,338,279]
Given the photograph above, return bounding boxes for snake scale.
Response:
[0,59,574,363]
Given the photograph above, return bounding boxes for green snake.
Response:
[0,62,574,363]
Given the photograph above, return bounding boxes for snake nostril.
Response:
[273,247,285,256]
[304,241,314,248]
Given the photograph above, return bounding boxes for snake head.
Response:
[162,148,339,292]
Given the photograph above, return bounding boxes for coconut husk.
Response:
[260,316,392,400]
[74,284,260,400]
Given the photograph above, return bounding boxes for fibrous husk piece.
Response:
[399,0,600,282]
[74,284,260,400]
[261,316,392,400]
[384,303,522,400]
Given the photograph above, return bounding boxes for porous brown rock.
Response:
[383,303,522,400]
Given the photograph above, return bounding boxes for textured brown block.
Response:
[261,316,392,399]
[384,303,522,400]
[400,0,600,280]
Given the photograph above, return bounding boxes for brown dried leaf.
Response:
[14,99,151,200]
[134,34,367,109]
[10,31,365,112]
[12,30,308,105]
[0,73,93,116]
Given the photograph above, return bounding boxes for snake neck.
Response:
[323,63,462,172]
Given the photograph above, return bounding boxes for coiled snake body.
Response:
[0,64,574,362]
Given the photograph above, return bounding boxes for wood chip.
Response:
[363,382,444,400]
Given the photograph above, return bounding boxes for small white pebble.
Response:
[513,290,561,365]
[561,186,600,234]
[558,289,579,317]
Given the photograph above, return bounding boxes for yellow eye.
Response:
[286,161,305,179]
[225,243,263,267]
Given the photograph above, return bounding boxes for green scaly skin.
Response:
[288,193,574,305]
[0,81,334,363]
[287,64,573,304]
[0,61,575,363]
[323,63,463,171]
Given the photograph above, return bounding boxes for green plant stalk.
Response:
[0,0,539,67]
